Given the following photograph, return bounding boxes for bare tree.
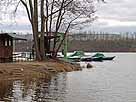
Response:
[1,0,104,60]
[44,0,96,57]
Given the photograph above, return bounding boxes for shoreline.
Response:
[0,60,81,80]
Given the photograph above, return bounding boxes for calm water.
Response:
[0,53,136,102]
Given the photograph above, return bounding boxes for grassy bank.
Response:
[0,60,81,80]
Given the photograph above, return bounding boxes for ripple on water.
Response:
[0,53,136,102]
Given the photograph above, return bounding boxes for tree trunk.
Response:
[52,0,65,56]
[40,0,46,60]
[32,24,41,61]
[33,0,42,61]
[48,0,55,53]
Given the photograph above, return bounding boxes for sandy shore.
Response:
[0,60,81,80]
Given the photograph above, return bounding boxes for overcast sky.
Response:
[88,0,136,33]
[0,0,136,34]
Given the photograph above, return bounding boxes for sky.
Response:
[0,0,136,34]
[87,0,136,33]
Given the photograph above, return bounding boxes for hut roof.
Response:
[0,33,27,40]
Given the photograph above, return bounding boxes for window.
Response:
[9,40,11,46]
[5,40,8,46]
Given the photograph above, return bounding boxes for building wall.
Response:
[0,46,13,62]
[0,37,13,62]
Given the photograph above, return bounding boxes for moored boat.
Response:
[92,53,115,61]
[102,56,115,60]
[67,51,85,62]
[81,53,115,62]
[80,56,103,62]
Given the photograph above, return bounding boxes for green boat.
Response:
[81,56,103,62]
[67,51,85,62]
[68,51,84,58]
[92,53,115,60]
[81,53,115,62]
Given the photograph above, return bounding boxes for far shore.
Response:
[0,60,81,80]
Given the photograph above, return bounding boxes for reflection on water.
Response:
[0,73,67,102]
[0,53,136,102]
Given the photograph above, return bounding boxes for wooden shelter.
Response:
[0,33,26,63]
[37,32,61,54]
[44,35,60,53]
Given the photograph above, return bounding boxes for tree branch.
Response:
[55,14,81,56]
[20,0,32,23]
[29,0,33,21]
[48,0,73,17]
[49,0,55,34]
[45,0,49,36]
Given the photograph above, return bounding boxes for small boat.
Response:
[67,56,81,62]
[102,56,115,60]
[81,53,115,62]
[80,56,103,62]
[67,51,85,62]
[68,51,85,58]
[92,53,115,61]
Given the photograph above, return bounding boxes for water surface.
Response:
[0,53,136,102]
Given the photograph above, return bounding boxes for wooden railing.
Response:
[12,52,35,62]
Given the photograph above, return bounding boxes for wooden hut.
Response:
[37,32,61,54]
[0,33,26,63]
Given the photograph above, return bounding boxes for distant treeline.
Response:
[68,33,136,52]
[68,39,136,52]
[68,32,136,41]
[15,33,136,52]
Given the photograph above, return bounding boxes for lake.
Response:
[0,53,136,102]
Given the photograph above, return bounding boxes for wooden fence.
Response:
[13,52,34,62]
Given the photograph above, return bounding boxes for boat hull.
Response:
[102,56,115,60]
[81,57,103,62]
[81,56,115,62]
